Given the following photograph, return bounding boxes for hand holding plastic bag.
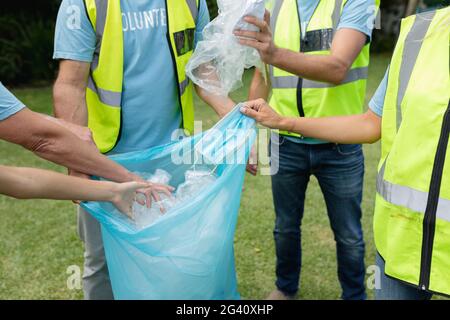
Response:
[185,0,266,96]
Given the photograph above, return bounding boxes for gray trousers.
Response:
[77,206,114,300]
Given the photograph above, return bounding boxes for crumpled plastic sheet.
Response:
[132,168,218,229]
[80,104,256,299]
[185,0,266,96]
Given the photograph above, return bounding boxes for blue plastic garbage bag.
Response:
[81,105,256,300]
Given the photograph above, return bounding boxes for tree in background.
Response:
[0,1,61,85]
[4,0,448,86]
[206,0,219,18]
[407,0,450,15]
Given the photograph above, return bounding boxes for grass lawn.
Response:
[0,54,403,300]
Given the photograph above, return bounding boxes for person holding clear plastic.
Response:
[0,82,173,214]
[241,6,450,299]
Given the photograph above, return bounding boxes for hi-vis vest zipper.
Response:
[374,7,450,296]
[83,0,198,153]
[267,0,379,138]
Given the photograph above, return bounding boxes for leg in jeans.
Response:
[78,207,114,300]
[314,144,366,300]
[270,137,311,296]
[375,253,432,300]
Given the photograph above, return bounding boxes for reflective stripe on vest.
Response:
[377,161,450,223]
[186,0,198,21]
[395,10,436,129]
[87,77,121,107]
[270,66,369,89]
[88,3,121,109]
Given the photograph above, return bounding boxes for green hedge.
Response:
[1,1,61,85]
[206,0,219,18]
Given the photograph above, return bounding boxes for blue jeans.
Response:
[270,136,366,300]
[375,253,432,300]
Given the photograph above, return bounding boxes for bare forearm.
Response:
[53,61,90,125]
[53,79,88,126]
[271,48,349,85]
[0,165,117,201]
[30,126,135,183]
[0,109,135,183]
[279,111,381,144]
[249,69,269,100]
[195,85,235,118]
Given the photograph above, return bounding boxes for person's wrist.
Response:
[218,100,235,118]
[279,117,294,132]
[129,172,145,183]
[269,46,282,66]
[106,182,120,203]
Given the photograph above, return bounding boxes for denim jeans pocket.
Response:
[335,144,362,156]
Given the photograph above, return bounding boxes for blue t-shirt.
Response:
[368,68,388,117]
[289,0,377,144]
[0,83,25,121]
[54,0,210,154]
[298,0,376,41]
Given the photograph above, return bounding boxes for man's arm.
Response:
[53,60,90,125]
[51,60,136,181]
[235,12,367,85]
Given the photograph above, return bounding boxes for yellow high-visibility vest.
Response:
[374,7,450,295]
[267,0,379,137]
[84,0,198,153]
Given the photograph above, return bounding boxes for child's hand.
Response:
[110,182,149,218]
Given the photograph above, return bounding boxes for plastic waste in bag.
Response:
[185,0,266,96]
[81,104,256,299]
[131,168,218,230]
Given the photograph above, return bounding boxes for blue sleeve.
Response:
[0,83,26,121]
[368,68,389,117]
[338,0,378,40]
[53,0,96,62]
[194,0,211,45]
